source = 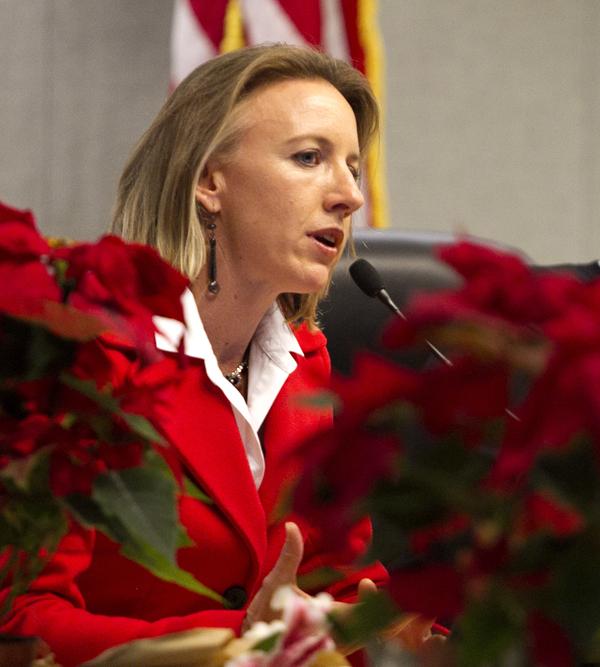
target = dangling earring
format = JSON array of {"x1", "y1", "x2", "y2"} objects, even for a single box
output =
[{"x1": 206, "y1": 220, "x2": 220, "y2": 295}]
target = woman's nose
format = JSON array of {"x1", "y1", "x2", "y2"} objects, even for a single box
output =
[{"x1": 324, "y1": 166, "x2": 365, "y2": 216}]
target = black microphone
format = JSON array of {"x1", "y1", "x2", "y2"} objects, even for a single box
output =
[{"x1": 349, "y1": 258, "x2": 452, "y2": 366}]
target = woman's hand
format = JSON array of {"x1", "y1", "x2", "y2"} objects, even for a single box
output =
[{"x1": 242, "y1": 522, "x2": 305, "y2": 631}]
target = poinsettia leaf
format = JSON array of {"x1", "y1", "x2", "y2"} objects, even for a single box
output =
[
  {"x1": 364, "y1": 511, "x2": 413, "y2": 568},
  {"x1": 60, "y1": 373, "x2": 120, "y2": 413},
  {"x1": 456, "y1": 595, "x2": 524, "y2": 667},
  {"x1": 176, "y1": 525, "x2": 193, "y2": 549},
  {"x1": 86, "y1": 413, "x2": 118, "y2": 443},
  {"x1": 118, "y1": 538, "x2": 224, "y2": 603},
  {"x1": 0, "y1": 316, "x2": 75, "y2": 381},
  {"x1": 68, "y1": 497, "x2": 218, "y2": 601},
  {"x1": 67, "y1": 461, "x2": 222, "y2": 603},
  {"x1": 297, "y1": 566, "x2": 344, "y2": 592},
  {"x1": 65, "y1": 493, "x2": 129, "y2": 543},
  {"x1": 0, "y1": 448, "x2": 48, "y2": 491},
  {"x1": 532, "y1": 438, "x2": 599, "y2": 511},
  {"x1": 25, "y1": 447, "x2": 51, "y2": 493},
  {"x1": 298, "y1": 390, "x2": 340, "y2": 411},
  {"x1": 91, "y1": 450, "x2": 179, "y2": 561},
  {"x1": 17, "y1": 301, "x2": 106, "y2": 342},
  {"x1": 60, "y1": 373, "x2": 165, "y2": 445},
  {"x1": 509, "y1": 533, "x2": 564, "y2": 576},
  {"x1": 120, "y1": 411, "x2": 165, "y2": 446},
  {"x1": 0, "y1": 489, "x2": 66, "y2": 554},
  {"x1": 329, "y1": 590, "x2": 398, "y2": 646},
  {"x1": 546, "y1": 535, "x2": 600, "y2": 647},
  {"x1": 183, "y1": 476, "x2": 214, "y2": 505}
]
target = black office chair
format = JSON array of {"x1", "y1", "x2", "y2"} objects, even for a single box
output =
[{"x1": 318, "y1": 229, "x2": 461, "y2": 375}]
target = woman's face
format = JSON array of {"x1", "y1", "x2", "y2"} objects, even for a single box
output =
[{"x1": 196, "y1": 78, "x2": 364, "y2": 300}]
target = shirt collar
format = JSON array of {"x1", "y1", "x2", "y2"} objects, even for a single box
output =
[{"x1": 153, "y1": 289, "x2": 303, "y2": 368}]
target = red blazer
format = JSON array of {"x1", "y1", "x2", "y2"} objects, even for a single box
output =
[{"x1": 0, "y1": 324, "x2": 386, "y2": 667}]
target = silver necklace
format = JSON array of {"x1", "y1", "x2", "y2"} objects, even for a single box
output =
[{"x1": 224, "y1": 359, "x2": 248, "y2": 386}]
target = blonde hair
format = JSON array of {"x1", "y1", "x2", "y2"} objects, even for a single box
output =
[{"x1": 111, "y1": 43, "x2": 379, "y2": 326}]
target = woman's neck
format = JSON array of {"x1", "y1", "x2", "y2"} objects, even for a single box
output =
[{"x1": 190, "y1": 270, "x2": 276, "y2": 375}]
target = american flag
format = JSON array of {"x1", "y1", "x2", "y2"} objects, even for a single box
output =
[{"x1": 170, "y1": 0, "x2": 387, "y2": 228}]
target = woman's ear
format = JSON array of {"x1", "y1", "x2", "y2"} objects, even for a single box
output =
[{"x1": 195, "y1": 162, "x2": 223, "y2": 214}]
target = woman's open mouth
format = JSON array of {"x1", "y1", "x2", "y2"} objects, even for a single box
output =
[{"x1": 307, "y1": 228, "x2": 343, "y2": 254}]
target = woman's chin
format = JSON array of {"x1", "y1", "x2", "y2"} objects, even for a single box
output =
[
  {"x1": 276, "y1": 262, "x2": 334, "y2": 297},
  {"x1": 295, "y1": 271, "x2": 331, "y2": 295}
]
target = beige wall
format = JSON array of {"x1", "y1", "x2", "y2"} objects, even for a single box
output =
[
  {"x1": 1, "y1": 0, "x2": 172, "y2": 240},
  {"x1": 380, "y1": 0, "x2": 600, "y2": 264},
  {"x1": 1, "y1": 1, "x2": 599, "y2": 263}
]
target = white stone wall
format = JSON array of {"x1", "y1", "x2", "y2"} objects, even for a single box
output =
[{"x1": 1, "y1": 0, "x2": 599, "y2": 263}]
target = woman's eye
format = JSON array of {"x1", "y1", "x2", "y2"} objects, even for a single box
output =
[{"x1": 294, "y1": 150, "x2": 320, "y2": 166}]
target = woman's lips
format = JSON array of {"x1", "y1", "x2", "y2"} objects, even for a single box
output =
[{"x1": 307, "y1": 228, "x2": 343, "y2": 255}]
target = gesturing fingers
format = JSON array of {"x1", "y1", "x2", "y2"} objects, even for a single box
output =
[
  {"x1": 243, "y1": 522, "x2": 304, "y2": 630},
  {"x1": 262, "y1": 522, "x2": 304, "y2": 589}
]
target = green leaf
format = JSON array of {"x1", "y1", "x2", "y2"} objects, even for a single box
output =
[
  {"x1": 252, "y1": 631, "x2": 282, "y2": 653},
  {"x1": 456, "y1": 595, "x2": 524, "y2": 667},
  {"x1": 297, "y1": 566, "x2": 344, "y2": 592},
  {"x1": 81, "y1": 450, "x2": 224, "y2": 604},
  {"x1": 365, "y1": 511, "x2": 412, "y2": 569},
  {"x1": 120, "y1": 412, "x2": 166, "y2": 446},
  {"x1": 329, "y1": 591, "x2": 398, "y2": 646},
  {"x1": 298, "y1": 390, "x2": 340, "y2": 411},
  {"x1": 67, "y1": 485, "x2": 221, "y2": 604},
  {"x1": 546, "y1": 534, "x2": 600, "y2": 647},
  {"x1": 183, "y1": 476, "x2": 214, "y2": 505},
  {"x1": 60, "y1": 373, "x2": 120, "y2": 413},
  {"x1": 18, "y1": 301, "x2": 106, "y2": 342},
  {"x1": 0, "y1": 315, "x2": 76, "y2": 381},
  {"x1": 60, "y1": 373, "x2": 166, "y2": 445},
  {"x1": 91, "y1": 450, "x2": 180, "y2": 560},
  {"x1": 0, "y1": 493, "x2": 68, "y2": 619},
  {"x1": 65, "y1": 493, "x2": 129, "y2": 543},
  {"x1": 119, "y1": 539, "x2": 224, "y2": 604},
  {"x1": 176, "y1": 525, "x2": 193, "y2": 549},
  {"x1": 532, "y1": 438, "x2": 600, "y2": 511},
  {"x1": 0, "y1": 448, "x2": 48, "y2": 492}
]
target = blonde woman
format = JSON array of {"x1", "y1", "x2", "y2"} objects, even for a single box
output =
[{"x1": 1, "y1": 44, "x2": 387, "y2": 666}]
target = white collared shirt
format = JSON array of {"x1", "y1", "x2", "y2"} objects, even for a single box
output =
[{"x1": 153, "y1": 289, "x2": 304, "y2": 488}]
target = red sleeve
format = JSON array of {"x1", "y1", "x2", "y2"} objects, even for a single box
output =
[{"x1": 0, "y1": 525, "x2": 244, "y2": 667}]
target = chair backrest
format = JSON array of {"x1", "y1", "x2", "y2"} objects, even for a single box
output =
[{"x1": 318, "y1": 229, "x2": 461, "y2": 375}]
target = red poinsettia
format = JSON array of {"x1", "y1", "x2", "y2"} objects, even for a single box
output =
[
  {"x1": 0, "y1": 200, "x2": 221, "y2": 616},
  {"x1": 291, "y1": 354, "x2": 417, "y2": 549},
  {"x1": 290, "y1": 239, "x2": 600, "y2": 665},
  {"x1": 0, "y1": 205, "x2": 60, "y2": 318}
]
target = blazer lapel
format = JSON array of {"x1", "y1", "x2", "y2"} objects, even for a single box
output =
[
  {"x1": 156, "y1": 360, "x2": 267, "y2": 580},
  {"x1": 259, "y1": 330, "x2": 332, "y2": 521}
]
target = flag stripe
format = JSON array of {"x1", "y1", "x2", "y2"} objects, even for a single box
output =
[
  {"x1": 221, "y1": 0, "x2": 245, "y2": 53},
  {"x1": 321, "y1": 0, "x2": 351, "y2": 61},
  {"x1": 170, "y1": 0, "x2": 218, "y2": 85},
  {"x1": 241, "y1": 0, "x2": 307, "y2": 46},
  {"x1": 358, "y1": 0, "x2": 388, "y2": 228},
  {"x1": 279, "y1": 0, "x2": 322, "y2": 45},
  {"x1": 188, "y1": 0, "x2": 229, "y2": 49}
]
